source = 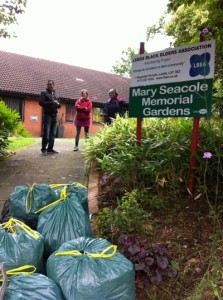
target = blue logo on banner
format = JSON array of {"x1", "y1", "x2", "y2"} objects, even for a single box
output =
[{"x1": 189, "y1": 53, "x2": 211, "y2": 77}]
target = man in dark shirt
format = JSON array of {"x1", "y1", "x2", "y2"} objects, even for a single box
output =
[{"x1": 39, "y1": 80, "x2": 61, "y2": 155}]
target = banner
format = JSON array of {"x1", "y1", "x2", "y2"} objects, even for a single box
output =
[{"x1": 129, "y1": 41, "x2": 215, "y2": 118}]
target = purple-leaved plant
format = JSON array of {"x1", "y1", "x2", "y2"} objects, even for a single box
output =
[{"x1": 118, "y1": 234, "x2": 177, "y2": 286}]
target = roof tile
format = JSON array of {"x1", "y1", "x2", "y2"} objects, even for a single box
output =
[{"x1": 0, "y1": 51, "x2": 130, "y2": 103}]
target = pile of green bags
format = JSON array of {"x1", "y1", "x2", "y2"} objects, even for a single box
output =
[{"x1": 0, "y1": 182, "x2": 136, "y2": 299}]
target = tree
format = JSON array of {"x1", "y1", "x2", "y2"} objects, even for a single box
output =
[
  {"x1": 162, "y1": 1, "x2": 223, "y2": 79},
  {"x1": 164, "y1": 3, "x2": 209, "y2": 45},
  {"x1": 146, "y1": 0, "x2": 223, "y2": 116},
  {"x1": 146, "y1": 14, "x2": 168, "y2": 43},
  {"x1": 112, "y1": 47, "x2": 137, "y2": 77},
  {"x1": 0, "y1": 0, "x2": 27, "y2": 38},
  {"x1": 166, "y1": 0, "x2": 204, "y2": 12}
]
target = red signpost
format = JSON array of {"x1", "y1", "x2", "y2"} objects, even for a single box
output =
[
  {"x1": 187, "y1": 31, "x2": 206, "y2": 194},
  {"x1": 136, "y1": 42, "x2": 145, "y2": 146}
]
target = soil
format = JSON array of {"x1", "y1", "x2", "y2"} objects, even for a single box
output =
[{"x1": 135, "y1": 196, "x2": 220, "y2": 300}]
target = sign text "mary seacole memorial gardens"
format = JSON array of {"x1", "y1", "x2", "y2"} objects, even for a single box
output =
[{"x1": 129, "y1": 41, "x2": 215, "y2": 118}]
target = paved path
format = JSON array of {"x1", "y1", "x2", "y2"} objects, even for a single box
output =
[{"x1": 0, "y1": 138, "x2": 90, "y2": 214}]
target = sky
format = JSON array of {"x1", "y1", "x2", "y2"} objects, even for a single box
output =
[{"x1": 0, "y1": 0, "x2": 173, "y2": 73}]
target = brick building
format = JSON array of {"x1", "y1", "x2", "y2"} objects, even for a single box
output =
[{"x1": 0, "y1": 51, "x2": 130, "y2": 138}]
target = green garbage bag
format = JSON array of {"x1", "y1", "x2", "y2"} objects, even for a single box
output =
[
  {"x1": 3, "y1": 273, "x2": 64, "y2": 300},
  {"x1": 37, "y1": 197, "x2": 93, "y2": 257},
  {"x1": 9, "y1": 183, "x2": 58, "y2": 229},
  {"x1": 46, "y1": 237, "x2": 136, "y2": 300},
  {"x1": 53, "y1": 182, "x2": 89, "y2": 215},
  {"x1": 0, "y1": 218, "x2": 44, "y2": 272}
]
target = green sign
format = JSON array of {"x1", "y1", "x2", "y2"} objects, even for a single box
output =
[
  {"x1": 129, "y1": 41, "x2": 215, "y2": 118},
  {"x1": 129, "y1": 79, "x2": 213, "y2": 118}
]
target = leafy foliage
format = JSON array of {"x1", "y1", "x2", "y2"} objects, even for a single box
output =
[
  {"x1": 118, "y1": 235, "x2": 177, "y2": 286},
  {"x1": 167, "y1": 0, "x2": 204, "y2": 13},
  {"x1": 146, "y1": 13, "x2": 168, "y2": 42},
  {"x1": 95, "y1": 190, "x2": 149, "y2": 241},
  {"x1": 0, "y1": 130, "x2": 9, "y2": 151},
  {"x1": 112, "y1": 47, "x2": 137, "y2": 77},
  {"x1": 164, "y1": 3, "x2": 209, "y2": 46},
  {"x1": 84, "y1": 116, "x2": 223, "y2": 199},
  {"x1": 0, "y1": 100, "x2": 30, "y2": 151},
  {"x1": 0, "y1": 0, "x2": 27, "y2": 38}
]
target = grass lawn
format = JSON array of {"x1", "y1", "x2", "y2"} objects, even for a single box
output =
[{"x1": 6, "y1": 137, "x2": 38, "y2": 152}]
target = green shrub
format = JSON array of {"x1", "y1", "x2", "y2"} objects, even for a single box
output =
[
  {"x1": 0, "y1": 130, "x2": 9, "y2": 151},
  {"x1": 0, "y1": 100, "x2": 30, "y2": 151},
  {"x1": 95, "y1": 190, "x2": 149, "y2": 241},
  {"x1": 84, "y1": 116, "x2": 223, "y2": 201},
  {"x1": 137, "y1": 190, "x2": 169, "y2": 211},
  {"x1": 95, "y1": 207, "x2": 113, "y2": 240}
]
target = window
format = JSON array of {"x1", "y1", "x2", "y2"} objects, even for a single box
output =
[
  {"x1": 92, "y1": 107, "x2": 104, "y2": 123},
  {"x1": 66, "y1": 103, "x2": 75, "y2": 122},
  {"x1": 2, "y1": 97, "x2": 23, "y2": 120}
]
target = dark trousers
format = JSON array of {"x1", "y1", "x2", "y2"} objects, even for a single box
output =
[
  {"x1": 75, "y1": 126, "x2": 89, "y2": 147},
  {"x1": 41, "y1": 115, "x2": 57, "y2": 151}
]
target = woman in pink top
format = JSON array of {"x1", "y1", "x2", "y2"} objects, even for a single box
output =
[{"x1": 74, "y1": 89, "x2": 92, "y2": 151}]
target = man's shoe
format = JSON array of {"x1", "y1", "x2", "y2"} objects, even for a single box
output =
[
  {"x1": 73, "y1": 146, "x2": 79, "y2": 151},
  {"x1": 42, "y1": 149, "x2": 47, "y2": 156},
  {"x1": 47, "y1": 149, "x2": 59, "y2": 154}
]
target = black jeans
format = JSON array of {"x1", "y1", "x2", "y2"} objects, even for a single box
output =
[
  {"x1": 75, "y1": 126, "x2": 89, "y2": 147},
  {"x1": 41, "y1": 115, "x2": 57, "y2": 151}
]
